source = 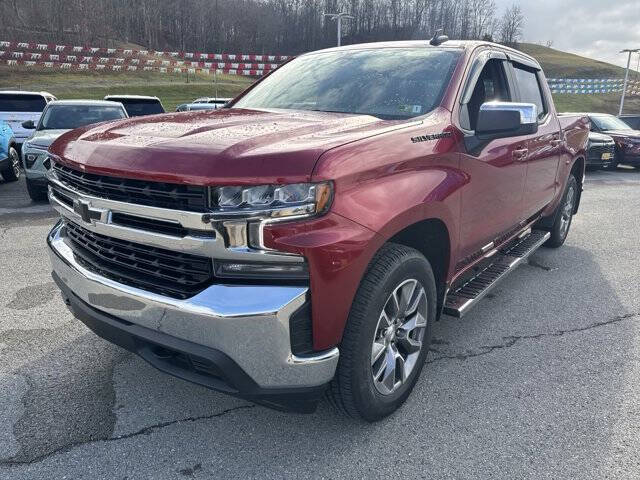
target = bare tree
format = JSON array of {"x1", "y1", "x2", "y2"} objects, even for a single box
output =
[{"x1": 499, "y1": 3, "x2": 524, "y2": 46}]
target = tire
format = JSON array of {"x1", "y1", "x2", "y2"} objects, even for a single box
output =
[
  {"x1": 1, "y1": 146, "x2": 21, "y2": 182},
  {"x1": 544, "y1": 174, "x2": 578, "y2": 248},
  {"x1": 328, "y1": 243, "x2": 437, "y2": 422},
  {"x1": 26, "y1": 178, "x2": 48, "y2": 202},
  {"x1": 606, "y1": 162, "x2": 619, "y2": 171}
]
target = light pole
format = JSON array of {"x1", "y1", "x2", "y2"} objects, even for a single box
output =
[
  {"x1": 324, "y1": 12, "x2": 355, "y2": 47},
  {"x1": 619, "y1": 48, "x2": 640, "y2": 116}
]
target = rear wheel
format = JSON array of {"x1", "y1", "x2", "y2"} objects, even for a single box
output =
[
  {"x1": 544, "y1": 174, "x2": 578, "y2": 248},
  {"x1": 1, "y1": 146, "x2": 20, "y2": 182},
  {"x1": 328, "y1": 243, "x2": 436, "y2": 422}
]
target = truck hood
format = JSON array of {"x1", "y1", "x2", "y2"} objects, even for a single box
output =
[
  {"x1": 26, "y1": 129, "x2": 69, "y2": 148},
  {"x1": 50, "y1": 108, "x2": 415, "y2": 185}
]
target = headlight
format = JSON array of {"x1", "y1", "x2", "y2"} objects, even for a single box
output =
[
  {"x1": 210, "y1": 182, "x2": 333, "y2": 219},
  {"x1": 22, "y1": 145, "x2": 49, "y2": 168}
]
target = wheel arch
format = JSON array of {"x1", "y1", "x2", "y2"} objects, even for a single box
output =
[{"x1": 387, "y1": 218, "x2": 451, "y2": 318}]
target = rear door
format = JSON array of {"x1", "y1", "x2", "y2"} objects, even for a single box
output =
[
  {"x1": 457, "y1": 51, "x2": 528, "y2": 261},
  {"x1": 508, "y1": 61, "x2": 562, "y2": 218}
]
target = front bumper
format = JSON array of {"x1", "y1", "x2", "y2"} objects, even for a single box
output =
[
  {"x1": 48, "y1": 221, "x2": 339, "y2": 411},
  {"x1": 619, "y1": 153, "x2": 640, "y2": 166}
]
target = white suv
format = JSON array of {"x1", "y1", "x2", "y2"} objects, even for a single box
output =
[{"x1": 0, "y1": 91, "x2": 56, "y2": 150}]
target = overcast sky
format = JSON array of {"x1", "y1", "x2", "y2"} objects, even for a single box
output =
[{"x1": 495, "y1": 0, "x2": 640, "y2": 71}]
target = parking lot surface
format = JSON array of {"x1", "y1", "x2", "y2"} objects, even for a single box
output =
[{"x1": 1, "y1": 169, "x2": 639, "y2": 479}]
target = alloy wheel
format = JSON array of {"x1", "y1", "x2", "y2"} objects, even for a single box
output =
[{"x1": 371, "y1": 278, "x2": 427, "y2": 395}]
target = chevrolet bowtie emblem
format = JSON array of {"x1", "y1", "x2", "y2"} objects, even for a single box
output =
[{"x1": 73, "y1": 200, "x2": 99, "y2": 223}]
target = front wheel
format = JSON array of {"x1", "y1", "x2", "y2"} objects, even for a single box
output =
[
  {"x1": 328, "y1": 243, "x2": 437, "y2": 422},
  {"x1": 544, "y1": 174, "x2": 578, "y2": 248},
  {"x1": 1, "y1": 146, "x2": 21, "y2": 182}
]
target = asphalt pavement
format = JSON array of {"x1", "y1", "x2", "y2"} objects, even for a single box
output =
[{"x1": 1, "y1": 169, "x2": 639, "y2": 479}]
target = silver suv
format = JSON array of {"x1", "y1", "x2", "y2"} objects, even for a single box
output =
[{"x1": 22, "y1": 100, "x2": 128, "y2": 201}]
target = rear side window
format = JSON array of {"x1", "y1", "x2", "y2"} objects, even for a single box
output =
[
  {"x1": 0, "y1": 94, "x2": 47, "y2": 112},
  {"x1": 512, "y1": 65, "x2": 546, "y2": 120}
]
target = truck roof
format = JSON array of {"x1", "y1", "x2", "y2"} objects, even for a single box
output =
[{"x1": 304, "y1": 40, "x2": 540, "y2": 67}]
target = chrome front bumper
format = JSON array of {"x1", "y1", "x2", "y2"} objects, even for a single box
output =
[{"x1": 48, "y1": 221, "x2": 339, "y2": 389}]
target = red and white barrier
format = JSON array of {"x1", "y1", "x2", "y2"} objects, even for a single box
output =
[
  {"x1": 0, "y1": 51, "x2": 279, "y2": 70},
  {"x1": 3, "y1": 58, "x2": 270, "y2": 77},
  {"x1": 0, "y1": 41, "x2": 290, "y2": 62}
]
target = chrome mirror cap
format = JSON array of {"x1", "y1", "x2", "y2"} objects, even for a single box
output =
[{"x1": 480, "y1": 102, "x2": 538, "y2": 125}]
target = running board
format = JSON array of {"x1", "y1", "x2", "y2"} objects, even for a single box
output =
[{"x1": 443, "y1": 229, "x2": 551, "y2": 318}]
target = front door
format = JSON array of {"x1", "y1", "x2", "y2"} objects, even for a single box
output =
[{"x1": 458, "y1": 56, "x2": 528, "y2": 261}]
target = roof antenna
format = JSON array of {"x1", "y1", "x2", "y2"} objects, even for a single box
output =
[{"x1": 429, "y1": 28, "x2": 449, "y2": 46}]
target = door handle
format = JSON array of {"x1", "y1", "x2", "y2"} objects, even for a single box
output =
[
  {"x1": 513, "y1": 148, "x2": 529, "y2": 161},
  {"x1": 551, "y1": 138, "x2": 562, "y2": 147}
]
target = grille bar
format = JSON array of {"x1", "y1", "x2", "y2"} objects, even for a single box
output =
[
  {"x1": 64, "y1": 221, "x2": 213, "y2": 299},
  {"x1": 53, "y1": 162, "x2": 208, "y2": 212}
]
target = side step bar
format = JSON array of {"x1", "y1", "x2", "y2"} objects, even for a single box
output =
[{"x1": 443, "y1": 229, "x2": 551, "y2": 318}]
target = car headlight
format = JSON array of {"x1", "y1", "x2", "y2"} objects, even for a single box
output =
[
  {"x1": 22, "y1": 145, "x2": 48, "y2": 168},
  {"x1": 210, "y1": 182, "x2": 333, "y2": 219},
  {"x1": 206, "y1": 182, "x2": 333, "y2": 280}
]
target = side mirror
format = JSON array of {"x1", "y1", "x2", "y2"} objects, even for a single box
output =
[
  {"x1": 476, "y1": 102, "x2": 538, "y2": 138},
  {"x1": 21, "y1": 120, "x2": 36, "y2": 129}
]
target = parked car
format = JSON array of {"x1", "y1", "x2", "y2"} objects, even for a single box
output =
[
  {"x1": 587, "y1": 113, "x2": 640, "y2": 168},
  {"x1": 0, "y1": 91, "x2": 56, "y2": 151},
  {"x1": 619, "y1": 114, "x2": 640, "y2": 130},
  {"x1": 193, "y1": 97, "x2": 232, "y2": 106},
  {"x1": 176, "y1": 103, "x2": 219, "y2": 112},
  {"x1": 176, "y1": 98, "x2": 231, "y2": 112},
  {"x1": 0, "y1": 120, "x2": 20, "y2": 183},
  {"x1": 21, "y1": 100, "x2": 128, "y2": 201},
  {"x1": 46, "y1": 40, "x2": 588, "y2": 421},
  {"x1": 103, "y1": 95, "x2": 164, "y2": 117},
  {"x1": 585, "y1": 132, "x2": 616, "y2": 170}
]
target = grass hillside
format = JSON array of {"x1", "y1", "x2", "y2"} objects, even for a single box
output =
[
  {"x1": 0, "y1": 67, "x2": 254, "y2": 111},
  {"x1": 518, "y1": 43, "x2": 629, "y2": 79}
]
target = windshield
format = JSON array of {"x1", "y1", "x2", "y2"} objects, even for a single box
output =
[
  {"x1": 592, "y1": 115, "x2": 632, "y2": 131},
  {"x1": 0, "y1": 94, "x2": 47, "y2": 112},
  {"x1": 110, "y1": 98, "x2": 164, "y2": 116},
  {"x1": 233, "y1": 48, "x2": 462, "y2": 120},
  {"x1": 38, "y1": 104, "x2": 126, "y2": 130}
]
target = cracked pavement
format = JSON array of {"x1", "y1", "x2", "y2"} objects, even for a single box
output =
[{"x1": 1, "y1": 170, "x2": 640, "y2": 479}]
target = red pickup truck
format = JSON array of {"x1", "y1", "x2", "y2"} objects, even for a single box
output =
[{"x1": 46, "y1": 40, "x2": 588, "y2": 421}]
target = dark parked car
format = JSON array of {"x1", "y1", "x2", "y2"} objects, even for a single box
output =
[
  {"x1": 586, "y1": 131, "x2": 616, "y2": 170},
  {"x1": 589, "y1": 114, "x2": 640, "y2": 168},
  {"x1": 620, "y1": 114, "x2": 640, "y2": 130},
  {"x1": 104, "y1": 95, "x2": 165, "y2": 117}
]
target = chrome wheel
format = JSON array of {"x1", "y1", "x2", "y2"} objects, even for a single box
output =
[
  {"x1": 559, "y1": 183, "x2": 575, "y2": 238},
  {"x1": 371, "y1": 278, "x2": 427, "y2": 395}
]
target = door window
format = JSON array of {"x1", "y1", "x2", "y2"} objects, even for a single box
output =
[
  {"x1": 461, "y1": 58, "x2": 511, "y2": 131},
  {"x1": 512, "y1": 65, "x2": 547, "y2": 120}
]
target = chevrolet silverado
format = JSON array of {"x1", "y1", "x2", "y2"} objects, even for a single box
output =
[{"x1": 46, "y1": 40, "x2": 588, "y2": 421}]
